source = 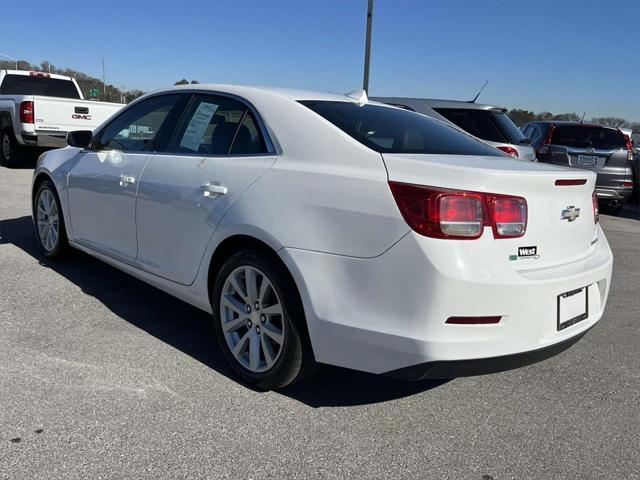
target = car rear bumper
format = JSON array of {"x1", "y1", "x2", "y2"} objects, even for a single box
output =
[
  {"x1": 386, "y1": 324, "x2": 594, "y2": 380},
  {"x1": 282, "y1": 226, "x2": 613, "y2": 376},
  {"x1": 596, "y1": 185, "x2": 633, "y2": 202},
  {"x1": 21, "y1": 131, "x2": 68, "y2": 148}
]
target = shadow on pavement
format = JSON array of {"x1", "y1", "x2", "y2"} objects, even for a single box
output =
[{"x1": 0, "y1": 215, "x2": 447, "y2": 407}]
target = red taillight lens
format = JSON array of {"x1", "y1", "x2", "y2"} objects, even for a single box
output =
[
  {"x1": 592, "y1": 191, "x2": 599, "y2": 224},
  {"x1": 388, "y1": 182, "x2": 527, "y2": 240},
  {"x1": 496, "y1": 145, "x2": 519, "y2": 158},
  {"x1": 438, "y1": 194, "x2": 484, "y2": 237},
  {"x1": 487, "y1": 194, "x2": 527, "y2": 238},
  {"x1": 20, "y1": 101, "x2": 34, "y2": 124}
]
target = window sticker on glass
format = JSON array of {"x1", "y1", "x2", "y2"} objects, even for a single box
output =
[{"x1": 180, "y1": 102, "x2": 219, "y2": 151}]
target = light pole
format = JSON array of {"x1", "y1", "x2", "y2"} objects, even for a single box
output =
[{"x1": 362, "y1": 0, "x2": 374, "y2": 93}]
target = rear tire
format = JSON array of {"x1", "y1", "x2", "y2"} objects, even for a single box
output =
[
  {"x1": 0, "y1": 128, "x2": 23, "y2": 168},
  {"x1": 33, "y1": 180, "x2": 69, "y2": 258},
  {"x1": 211, "y1": 249, "x2": 315, "y2": 389}
]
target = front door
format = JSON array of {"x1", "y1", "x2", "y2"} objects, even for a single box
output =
[
  {"x1": 67, "y1": 94, "x2": 184, "y2": 263},
  {"x1": 135, "y1": 94, "x2": 275, "y2": 284}
]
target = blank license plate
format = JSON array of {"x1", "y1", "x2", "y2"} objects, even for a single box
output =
[
  {"x1": 557, "y1": 286, "x2": 589, "y2": 331},
  {"x1": 577, "y1": 155, "x2": 598, "y2": 166}
]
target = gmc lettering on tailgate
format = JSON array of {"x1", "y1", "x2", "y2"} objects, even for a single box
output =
[{"x1": 72, "y1": 114, "x2": 92, "y2": 120}]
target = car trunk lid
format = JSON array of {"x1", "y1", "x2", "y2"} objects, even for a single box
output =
[{"x1": 382, "y1": 153, "x2": 598, "y2": 268}]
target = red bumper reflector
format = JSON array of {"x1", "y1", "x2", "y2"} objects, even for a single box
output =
[
  {"x1": 623, "y1": 180, "x2": 634, "y2": 187},
  {"x1": 555, "y1": 179, "x2": 587, "y2": 186},
  {"x1": 446, "y1": 316, "x2": 502, "y2": 325}
]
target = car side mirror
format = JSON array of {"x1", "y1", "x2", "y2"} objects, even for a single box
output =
[{"x1": 66, "y1": 130, "x2": 93, "y2": 149}]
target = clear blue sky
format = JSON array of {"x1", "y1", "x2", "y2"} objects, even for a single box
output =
[{"x1": 2, "y1": 0, "x2": 639, "y2": 120}]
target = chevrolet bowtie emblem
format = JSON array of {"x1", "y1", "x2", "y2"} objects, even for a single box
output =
[{"x1": 561, "y1": 206, "x2": 580, "y2": 222}]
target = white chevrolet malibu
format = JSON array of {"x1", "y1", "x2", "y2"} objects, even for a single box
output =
[{"x1": 32, "y1": 85, "x2": 613, "y2": 389}]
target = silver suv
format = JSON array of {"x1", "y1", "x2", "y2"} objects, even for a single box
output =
[
  {"x1": 371, "y1": 97, "x2": 536, "y2": 161},
  {"x1": 521, "y1": 121, "x2": 634, "y2": 210}
]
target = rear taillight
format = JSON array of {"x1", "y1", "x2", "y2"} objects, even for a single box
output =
[
  {"x1": 624, "y1": 135, "x2": 633, "y2": 161},
  {"x1": 539, "y1": 124, "x2": 555, "y2": 154},
  {"x1": 496, "y1": 145, "x2": 519, "y2": 158},
  {"x1": 486, "y1": 194, "x2": 528, "y2": 237},
  {"x1": 592, "y1": 191, "x2": 599, "y2": 224},
  {"x1": 623, "y1": 180, "x2": 634, "y2": 187},
  {"x1": 388, "y1": 182, "x2": 527, "y2": 240},
  {"x1": 20, "y1": 101, "x2": 34, "y2": 124}
]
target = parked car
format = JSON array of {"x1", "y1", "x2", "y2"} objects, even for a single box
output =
[
  {"x1": 371, "y1": 97, "x2": 536, "y2": 161},
  {"x1": 620, "y1": 128, "x2": 639, "y2": 204},
  {"x1": 521, "y1": 121, "x2": 634, "y2": 210},
  {"x1": 0, "y1": 69, "x2": 124, "y2": 167},
  {"x1": 32, "y1": 85, "x2": 612, "y2": 389}
]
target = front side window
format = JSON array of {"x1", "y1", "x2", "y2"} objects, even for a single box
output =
[
  {"x1": 170, "y1": 95, "x2": 267, "y2": 155},
  {"x1": 95, "y1": 94, "x2": 182, "y2": 152},
  {"x1": 300, "y1": 101, "x2": 503, "y2": 156}
]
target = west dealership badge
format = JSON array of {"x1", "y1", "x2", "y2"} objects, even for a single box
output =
[{"x1": 514, "y1": 246, "x2": 539, "y2": 260}]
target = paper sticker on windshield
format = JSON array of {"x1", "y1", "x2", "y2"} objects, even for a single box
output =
[{"x1": 180, "y1": 102, "x2": 218, "y2": 152}]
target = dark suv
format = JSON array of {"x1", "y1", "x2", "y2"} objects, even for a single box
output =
[{"x1": 521, "y1": 121, "x2": 634, "y2": 209}]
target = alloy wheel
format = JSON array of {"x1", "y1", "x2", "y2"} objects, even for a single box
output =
[
  {"x1": 219, "y1": 266, "x2": 285, "y2": 373},
  {"x1": 36, "y1": 189, "x2": 60, "y2": 252}
]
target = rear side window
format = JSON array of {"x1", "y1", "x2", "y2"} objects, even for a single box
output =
[
  {"x1": 170, "y1": 94, "x2": 267, "y2": 155},
  {"x1": 433, "y1": 108, "x2": 523, "y2": 144},
  {"x1": 0, "y1": 74, "x2": 80, "y2": 99},
  {"x1": 299, "y1": 101, "x2": 502, "y2": 156},
  {"x1": 491, "y1": 111, "x2": 526, "y2": 143},
  {"x1": 551, "y1": 126, "x2": 626, "y2": 150}
]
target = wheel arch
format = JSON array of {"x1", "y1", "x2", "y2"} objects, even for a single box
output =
[
  {"x1": 31, "y1": 171, "x2": 55, "y2": 216},
  {"x1": 206, "y1": 234, "x2": 314, "y2": 355}
]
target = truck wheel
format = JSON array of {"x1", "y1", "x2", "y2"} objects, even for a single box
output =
[{"x1": 1, "y1": 128, "x2": 22, "y2": 168}]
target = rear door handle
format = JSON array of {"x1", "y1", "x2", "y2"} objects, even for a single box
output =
[
  {"x1": 200, "y1": 182, "x2": 228, "y2": 196},
  {"x1": 119, "y1": 174, "x2": 136, "y2": 186}
]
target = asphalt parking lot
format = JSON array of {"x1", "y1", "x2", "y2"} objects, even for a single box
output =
[{"x1": 1, "y1": 163, "x2": 639, "y2": 480}]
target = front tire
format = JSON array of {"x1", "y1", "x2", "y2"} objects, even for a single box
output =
[
  {"x1": 33, "y1": 180, "x2": 69, "y2": 258},
  {"x1": 212, "y1": 249, "x2": 314, "y2": 389}
]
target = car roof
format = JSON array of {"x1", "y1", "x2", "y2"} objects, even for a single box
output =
[
  {"x1": 370, "y1": 96, "x2": 507, "y2": 112},
  {"x1": 163, "y1": 83, "x2": 386, "y2": 104},
  {"x1": 528, "y1": 120, "x2": 622, "y2": 131}
]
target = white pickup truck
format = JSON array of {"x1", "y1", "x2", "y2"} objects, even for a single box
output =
[{"x1": 0, "y1": 69, "x2": 124, "y2": 166}]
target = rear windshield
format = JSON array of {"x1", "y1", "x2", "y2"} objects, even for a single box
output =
[
  {"x1": 433, "y1": 108, "x2": 525, "y2": 144},
  {"x1": 551, "y1": 126, "x2": 626, "y2": 150},
  {"x1": 299, "y1": 101, "x2": 502, "y2": 156},
  {"x1": 0, "y1": 74, "x2": 80, "y2": 99}
]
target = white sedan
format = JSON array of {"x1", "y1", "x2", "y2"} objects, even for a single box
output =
[{"x1": 32, "y1": 85, "x2": 613, "y2": 389}]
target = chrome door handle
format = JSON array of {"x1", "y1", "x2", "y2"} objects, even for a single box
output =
[
  {"x1": 200, "y1": 182, "x2": 228, "y2": 197},
  {"x1": 119, "y1": 174, "x2": 136, "y2": 186}
]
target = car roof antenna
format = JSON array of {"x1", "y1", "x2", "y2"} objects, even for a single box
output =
[
  {"x1": 469, "y1": 80, "x2": 489, "y2": 103},
  {"x1": 580, "y1": 112, "x2": 586, "y2": 124}
]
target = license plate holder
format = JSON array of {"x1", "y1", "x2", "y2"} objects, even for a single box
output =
[
  {"x1": 557, "y1": 286, "x2": 589, "y2": 331},
  {"x1": 577, "y1": 155, "x2": 598, "y2": 166}
]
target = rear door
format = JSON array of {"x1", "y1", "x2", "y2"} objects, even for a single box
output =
[
  {"x1": 67, "y1": 94, "x2": 185, "y2": 263},
  {"x1": 135, "y1": 93, "x2": 275, "y2": 285}
]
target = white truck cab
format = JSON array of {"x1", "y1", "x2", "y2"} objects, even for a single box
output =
[{"x1": 0, "y1": 70, "x2": 124, "y2": 166}]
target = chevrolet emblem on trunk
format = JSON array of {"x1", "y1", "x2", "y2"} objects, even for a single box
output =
[{"x1": 561, "y1": 206, "x2": 580, "y2": 222}]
